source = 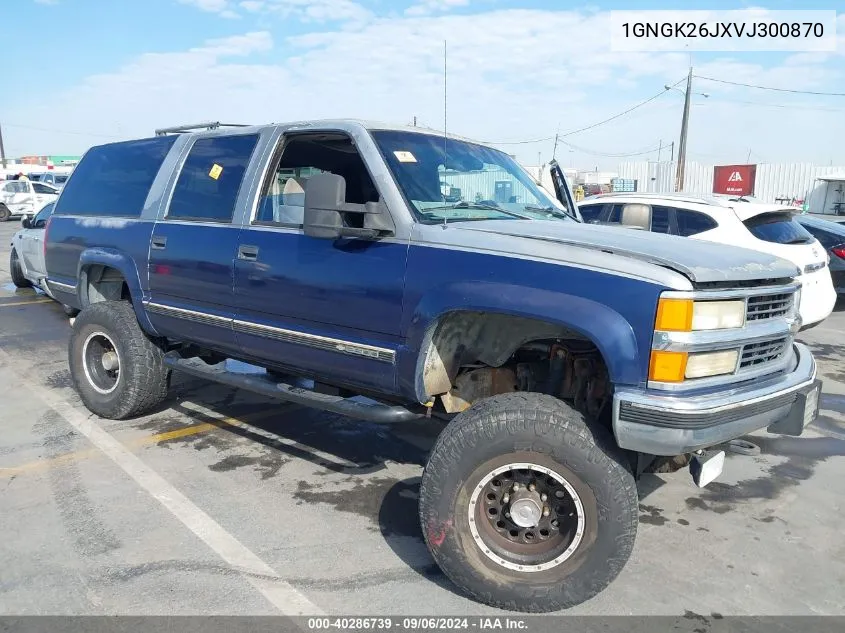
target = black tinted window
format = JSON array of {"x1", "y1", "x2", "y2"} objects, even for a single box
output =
[
  {"x1": 54, "y1": 136, "x2": 176, "y2": 217},
  {"x1": 745, "y1": 212, "x2": 814, "y2": 245},
  {"x1": 579, "y1": 204, "x2": 605, "y2": 223},
  {"x1": 607, "y1": 204, "x2": 623, "y2": 223},
  {"x1": 651, "y1": 206, "x2": 670, "y2": 233},
  {"x1": 168, "y1": 134, "x2": 260, "y2": 223},
  {"x1": 32, "y1": 182, "x2": 55, "y2": 194},
  {"x1": 676, "y1": 209, "x2": 717, "y2": 236},
  {"x1": 33, "y1": 203, "x2": 55, "y2": 226}
]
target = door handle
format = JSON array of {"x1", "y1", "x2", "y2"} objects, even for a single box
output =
[
  {"x1": 238, "y1": 245, "x2": 259, "y2": 261},
  {"x1": 151, "y1": 236, "x2": 167, "y2": 250}
]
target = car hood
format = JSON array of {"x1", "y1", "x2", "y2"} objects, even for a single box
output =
[{"x1": 452, "y1": 220, "x2": 800, "y2": 284}]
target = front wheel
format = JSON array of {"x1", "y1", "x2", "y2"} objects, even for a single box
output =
[
  {"x1": 0, "y1": 205, "x2": 10, "y2": 222},
  {"x1": 419, "y1": 392, "x2": 638, "y2": 612},
  {"x1": 10, "y1": 249, "x2": 32, "y2": 288},
  {"x1": 68, "y1": 300, "x2": 170, "y2": 419}
]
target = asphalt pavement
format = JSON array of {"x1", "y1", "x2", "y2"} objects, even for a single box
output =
[{"x1": 0, "y1": 219, "x2": 843, "y2": 618}]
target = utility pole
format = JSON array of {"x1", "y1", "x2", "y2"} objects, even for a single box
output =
[
  {"x1": 657, "y1": 139, "x2": 663, "y2": 163},
  {"x1": 552, "y1": 133, "x2": 559, "y2": 160},
  {"x1": 413, "y1": 116, "x2": 417, "y2": 127},
  {"x1": 674, "y1": 66, "x2": 693, "y2": 192},
  {"x1": 670, "y1": 141, "x2": 675, "y2": 162},
  {"x1": 0, "y1": 123, "x2": 6, "y2": 169}
]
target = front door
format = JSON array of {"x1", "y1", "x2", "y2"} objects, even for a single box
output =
[
  {"x1": 233, "y1": 132, "x2": 407, "y2": 394},
  {"x1": 147, "y1": 132, "x2": 262, "y2": 355},
  {"x1": 20, "y1": 202, "x2": 55, "y2": 276}
]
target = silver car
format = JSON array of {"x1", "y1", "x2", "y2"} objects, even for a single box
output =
[{"x1": 10, "y1": 200, "x2": 55, "y2": 295}]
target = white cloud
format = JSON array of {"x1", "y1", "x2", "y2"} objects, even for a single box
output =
[
  {"x1": 405, "y1": 0, "x2": 470, "y2": 17},
  {"x1": 240, "y1": 0, "x2": 265, "y2": 11},
  {"x1": 5, "y1": 8, "x2": 845, "y2": 169},
  {"x1": 33, "y1": 0, "x2": 59, "y2": 4}
]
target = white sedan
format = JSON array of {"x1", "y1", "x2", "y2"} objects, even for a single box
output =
[
  {"x1": 578, "y1": 193, "x2": 837, "y2": 329},
  {"x1": 10, "y1": 200, "x2": 56, "y2": 295}
]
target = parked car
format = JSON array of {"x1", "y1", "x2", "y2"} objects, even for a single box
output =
[
  {"x1": 0, "y1": 179, "x2": 59, "y2": 221},
  {"x1": 577, "y1": 193, "x2": 837, "y2": 329},
  {"x1": 10, "y1": 201, "x2": 56, "y2": 294},
  {"x1": 44, "y1": 121, "x2": 820, "y2": 613},
  {"x1": 796, "y1": 214, "x2": 845, "y2": 294},
  {"x1": 37, "y1": 171, "x2": 71, "y2": 190}
]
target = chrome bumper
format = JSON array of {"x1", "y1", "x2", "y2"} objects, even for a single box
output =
[{"x1": 612, "y1": 342, "x2": 819, "y2": 456}]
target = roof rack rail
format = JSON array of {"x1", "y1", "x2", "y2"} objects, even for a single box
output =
[{"x1": 154, "y1": 121, "x2": 252, "y2": 136}]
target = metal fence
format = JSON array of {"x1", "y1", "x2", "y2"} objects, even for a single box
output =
[{"x1": 616, "y1": 161, "x2": 845, "y2": 214}]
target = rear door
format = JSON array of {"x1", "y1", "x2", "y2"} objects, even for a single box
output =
[
  {"x1": 31, "y1": 181, "x2": 58, "y2": 207},
  {"x1": 147, "y1": 132, "x2": 261, "y2": 355},
  {"x1": 1, "y1": 181, "x2": 33, "y2": 215}
]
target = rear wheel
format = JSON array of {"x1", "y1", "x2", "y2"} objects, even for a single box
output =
[
  {"x1": 10, "y1": 249, "x2": 32, "y2": 288},
  {"x1": 419, "y1": 392, "x2": 638, "y2": 612},
  {"x1": 0, "y1": 205, "x2": 10, "y2": 222},
  {"x1": 69, "y1": 300, "x2": 170, "y2": 419}
]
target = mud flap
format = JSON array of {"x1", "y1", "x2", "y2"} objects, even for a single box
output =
[{"x1": 767, "y1": 379, "x2": 822, "y2": 437}]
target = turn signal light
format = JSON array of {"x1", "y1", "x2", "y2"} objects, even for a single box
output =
[
  {"x1": 655, "y1": 298, "x2": 693, "y2": 332},
  {"x1": 648, "y1": 350, "x2": 687, "y2": 383}
]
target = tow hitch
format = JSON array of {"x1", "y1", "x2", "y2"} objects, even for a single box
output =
[{"x1": 690, "y1": 449, "x2": 726, "y2": 488}]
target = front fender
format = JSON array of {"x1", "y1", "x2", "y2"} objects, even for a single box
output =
[
  {"x1": 77, "y1": 248, "x2": 157, "y2": 334},
  {"x1": 399, "y1": 281, "x2": 646, "y2": 402}
]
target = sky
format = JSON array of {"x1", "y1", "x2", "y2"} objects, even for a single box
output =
[{"x1": 3, "y1": 0, "x2": 844, "y2": 170}]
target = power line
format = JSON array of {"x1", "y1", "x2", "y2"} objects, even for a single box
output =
[
  {"x1": 483, "y1": 135, "x2": 555, "y2": 145},
  {"x1": 699, "y1": 96, "x2": 845, "y2": 113},
  {"x1": 694, "y1": 75, "x2": 845, "y2": 97},
  {"x1": 558, "y1": 77, "x2": 687, "y2": 138},
  {"x1": 560, "y1": 139, "x2": 663, "y2": 158}
]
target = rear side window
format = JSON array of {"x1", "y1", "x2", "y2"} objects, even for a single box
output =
[
  {"x1": 32, "y1": 182, "x2": 55, "y2": 194},
  {"x1": 167, "y1": 134, "x2": 260, "y2": 223},
  {"x1": 744, "y1": 212, "x2": 814, "y2": 245},
  {"x1": 651, "y1": 206, "x2": 671, "y2": 234},
  {"x1": 54, "y1": 136, "x2": 177, "y2": 217},
  {"x1": 676, "y1": 209, "x2": 718, "y2": 236}
]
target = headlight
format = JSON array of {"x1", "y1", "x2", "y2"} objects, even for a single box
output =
[
  {"x1": 648, "y1": 349, "x2": 740, "y2": 382},
  {"x1": 655, "y1": 298, "x2": 745, "y2": 331}
]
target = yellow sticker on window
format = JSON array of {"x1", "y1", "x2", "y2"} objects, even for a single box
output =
[
  {"x1": 393, "y1": 151, "x2": 417, "y2": 163},
  {"x1": 209, "y1": 164, "x2": 223, "y2": 180}
]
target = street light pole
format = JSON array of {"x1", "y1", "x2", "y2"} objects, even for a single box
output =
[{"x1": 674, "y1": 66, "x2": 692, "y2": 192}]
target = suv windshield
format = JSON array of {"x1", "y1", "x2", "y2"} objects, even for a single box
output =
[{"x1": 371, "y1": 130, "x2": 574, "y2": 224}]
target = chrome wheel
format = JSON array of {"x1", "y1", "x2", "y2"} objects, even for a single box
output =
[
  {"x1": 81, "y1": 331, "x2": 121, "y2": 395},
  {"x1": 468, "y1": 462, "x2": 585, "y2": 573}
]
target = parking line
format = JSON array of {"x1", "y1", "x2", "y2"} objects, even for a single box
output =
[
  {"x1": 0, "y1": 298, "x2": 54, "y2": 308},
  {"x1": 0, "y1": 408, "x2": 282, "y2": 478},
  {"x1": 0, "y1": 349, "x2": 323, "y2": 616}
]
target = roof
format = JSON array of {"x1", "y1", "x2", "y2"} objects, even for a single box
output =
[
  {"x1": 580, "y1": 191, "x2": 798, "y2": 221},
  {"x1": 796, "y1": 214, "x2": 845, "y2": 235},
  {"x1": 816, "y1": 174, "x2": 845, "y2": 182}
]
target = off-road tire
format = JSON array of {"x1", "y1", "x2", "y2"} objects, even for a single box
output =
[
  {"x1": 10, "y1": 249, "x2": 32, "y2": 288},
  {"x1": 0, "y1": 205, "x2": 10, "y2": 222},
  {"x1": 69, "y1": 300, "x2": 170, "y2": 419},
  {"x1": 419, "y1": 392, "x2": 638, "y2": 613}
]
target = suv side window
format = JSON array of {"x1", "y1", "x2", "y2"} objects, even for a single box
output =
[
  {"x1": 651, "y1": 206, "x2": 671, "y2": 233},
  {"x1": 168, "y1": 134, "x2": 260, "y2": 223},
  {"x1": 253, "y1": 134, "x2": 379, "y2": 227},
  {"x1": 676, "y1": 209, "x2": 717, "y2": 236},
  {"x1": 578, "y1": 203, "x2": 605, "y2": 223}
]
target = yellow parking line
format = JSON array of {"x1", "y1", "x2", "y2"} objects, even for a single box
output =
[
  {"x1": 0, "y1": 299, "x2": 54, "y2": 308},
  {"x1": 0, "y1": 407, "x2": 282, "y2": 478}
]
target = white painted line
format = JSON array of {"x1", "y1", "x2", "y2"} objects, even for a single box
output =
[{"x1": 0, "y1": 349, "x2": 322, "y2": 616}]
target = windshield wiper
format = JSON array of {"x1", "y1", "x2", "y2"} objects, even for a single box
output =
[
  {"x1": 523, "y1": 205, "x2": 575, "y2": 220},
  {"x1": 422, "y1": 202, "x2": 533, "y2": 221}
]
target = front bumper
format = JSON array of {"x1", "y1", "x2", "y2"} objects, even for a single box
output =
[{"x1": 612, "y1": 342, "x2": 820, "y2": 456}]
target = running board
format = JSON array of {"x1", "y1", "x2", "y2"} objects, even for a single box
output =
[{"x1": 163, "y1": 353, "x2": 424, "y2": 424}]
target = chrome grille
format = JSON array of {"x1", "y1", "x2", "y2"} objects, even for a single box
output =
[
  {"x1": 746, "y1": 292, "x2": 794, "y2": 322},
  {"x1": 739, "y1": 337, "x2": 788, "y2": 370}
]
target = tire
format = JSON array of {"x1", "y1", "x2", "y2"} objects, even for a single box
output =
[
  {"x1": 10, "y1": 249, "x2": 32, "y2": 288},
  {"x1": 0, "y1": 205, "x2": 10, "y2": 222},
  {"x1": 68, "y1": 300, "x2": 170, "y2": 419},
  {"x1": 419, "y1": 392, "x2": 638, "y2": 613},
  {"x1": 63, "y1": 304, "x2": 80, "y2": 318}
]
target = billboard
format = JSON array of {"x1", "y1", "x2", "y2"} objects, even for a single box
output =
[{"x1": 713, "y1": 164, "x2": 756, "y2": 196}]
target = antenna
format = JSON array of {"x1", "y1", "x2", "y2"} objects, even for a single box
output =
[{"x1": 442, "y1": 39, "x2": 448, "y2": 228}]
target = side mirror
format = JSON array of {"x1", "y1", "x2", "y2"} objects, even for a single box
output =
[
  {"x1": 620, "y1": 203, "x2": 652, "y2": 230},
  {"x1": 303, "y1": 173, "x2": 394, "y2": 240},
  {"x1": 21, "y1": 217, "x2": 32, "y2": 229}
]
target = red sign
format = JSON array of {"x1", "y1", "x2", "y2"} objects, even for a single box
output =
[{"x1": 713, "y1": 164, "x2": 756, "y2": 196}]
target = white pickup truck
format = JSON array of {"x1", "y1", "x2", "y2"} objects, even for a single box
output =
[{"x1": 0, "y1": 179, "x2": 60, "y2": 222}]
